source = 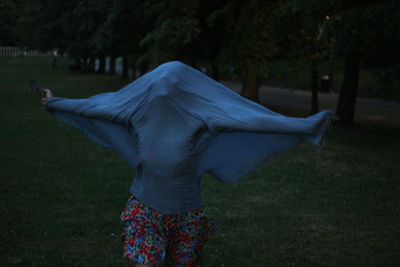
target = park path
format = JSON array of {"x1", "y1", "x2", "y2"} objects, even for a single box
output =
[{"x1": 222, "y1": 81, "x2": 400, "y2": 128}]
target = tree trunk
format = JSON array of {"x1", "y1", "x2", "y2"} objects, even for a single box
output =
[
  {"x1": 82, "y1": 57, "x2": 88, "y2": 72},
  {"x1": 122, "y1": 56, "x2": 128, "y2": 79},
  {"x1": 336, "y1": 50, "x2": 360, "y2": 125},
  {"x1": 241, "y1": 76, "x2": 262, "y2": 103},
  {"x1": 131, "y1": 56, "x2": 137, "y2": 80},
  {"x1": 88, "y1": 58, "x2": 95, "y2": 72},
  {"x1": 311, "y1": 59, "x2": 319, "y2": 114},
  {"x1": 189, "y1": 56, "x2": 197, "y2": 69},
  {"x1": 109, "y1": 56, "x2": 116, "y2": 75},
  {"x1": 74, "y1": 57, "x2": 81, "y2": 69},
  {"x1": 328, "y1": 67, "x2": 334, "y2": 92},
  {"x1": 140, "y1": 62, "x2": 148, "y2": 77},
  {"x1": 211, "y1": 59, "x2": 220, "y2": 81},
  {"x1": 98, "y1": 56, "x2": 105, "y2": 74}
]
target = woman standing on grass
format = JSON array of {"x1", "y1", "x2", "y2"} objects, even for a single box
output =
[{"x1": 42, "y1": 61, "x2": 334, "y2": 266}]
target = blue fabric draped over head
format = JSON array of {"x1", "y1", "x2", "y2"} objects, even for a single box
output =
[{"x1": 46, "y1": 61, "x2": 335, "y2": 214}]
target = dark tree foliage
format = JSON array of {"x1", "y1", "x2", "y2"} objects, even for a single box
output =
[
  {"x1": 325, "y1": 0, "x2": 400, "y2": 125},
  {"x1": 139, "y1": 0, "x2": 201, "y2": 67},
  {"x1": 0, "y1": 0, "x2": 19, "y2": 46},
  {"x1": 137, "y1": 0, "x2": 283, "y2": 102},
  {"x1": 5, "y1": 0, "x2": 399, "y2": 117},
  {"x1": 98, "y1": 0, "x2": 151, "y2": 76},
  {"x1": 282, "y1": 0, "x2": 400, "y2": 124},
  {"x1": 228, "y1": 0, "x2": 282, "y2": 102},
  {"x1": 279, "y1": 0, "x2": 335, "y2": 114}
]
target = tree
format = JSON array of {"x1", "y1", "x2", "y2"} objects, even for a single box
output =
[
  {"x1": 279, "y1": 0, "x2": 335, "y2": 114},
  {"x1": 27, "y1": 0, "x2": 80, "y2": 53},
  {"x1": 138, "y1": 0, "x2": 283, "y2": 102},
  {"x1": 192, "y1": 0, "x2": 231, "y2": 81},
  {"x1": 0, "y1": 0, "x2": 19, "y2": 46},
  {"x1": 325, "y1": 0, "x2": 400, "y2": 125},
  {"x1": 138, "y1": 0, "x2": 201, "y2": 67},
  {"x1": 222, "y1": 0, "x2": 282, "y2": 102},
  {"x1": 99, "y1": 0, "x2": 152, "y2": 78},
  {"x1": 69, "y1": 0, "x2": 113, "y2": 71}
]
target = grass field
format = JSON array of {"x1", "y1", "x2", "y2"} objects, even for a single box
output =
[{"x1": 1, "y1": 56, "x2": 400, "y2": 266}]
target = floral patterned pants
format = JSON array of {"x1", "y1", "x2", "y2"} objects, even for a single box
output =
[{"x1": 121, "y1": 196, "x2": 215, "y2": 266}]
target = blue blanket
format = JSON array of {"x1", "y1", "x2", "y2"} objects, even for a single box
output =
[{"x1": 46, "y1": 61, "x2": 335, "y2": 213}]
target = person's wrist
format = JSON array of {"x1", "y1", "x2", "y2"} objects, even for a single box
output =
[{"x1": 44, "y1": 89, "x2": 54, "y2": 98}]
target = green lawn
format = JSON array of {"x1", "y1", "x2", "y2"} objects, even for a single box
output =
[{"x1": 1, "y1": 56, "x2": 399, "y2": 266}]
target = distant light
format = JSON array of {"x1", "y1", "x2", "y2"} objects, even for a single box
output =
[{"x1": 325, "y1": 16, "x2": 330, "y2": 20}]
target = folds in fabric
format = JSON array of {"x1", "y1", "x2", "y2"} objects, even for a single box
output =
[{"x1": 46, "y1": 61, "x2": 335, "y2": 185}]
